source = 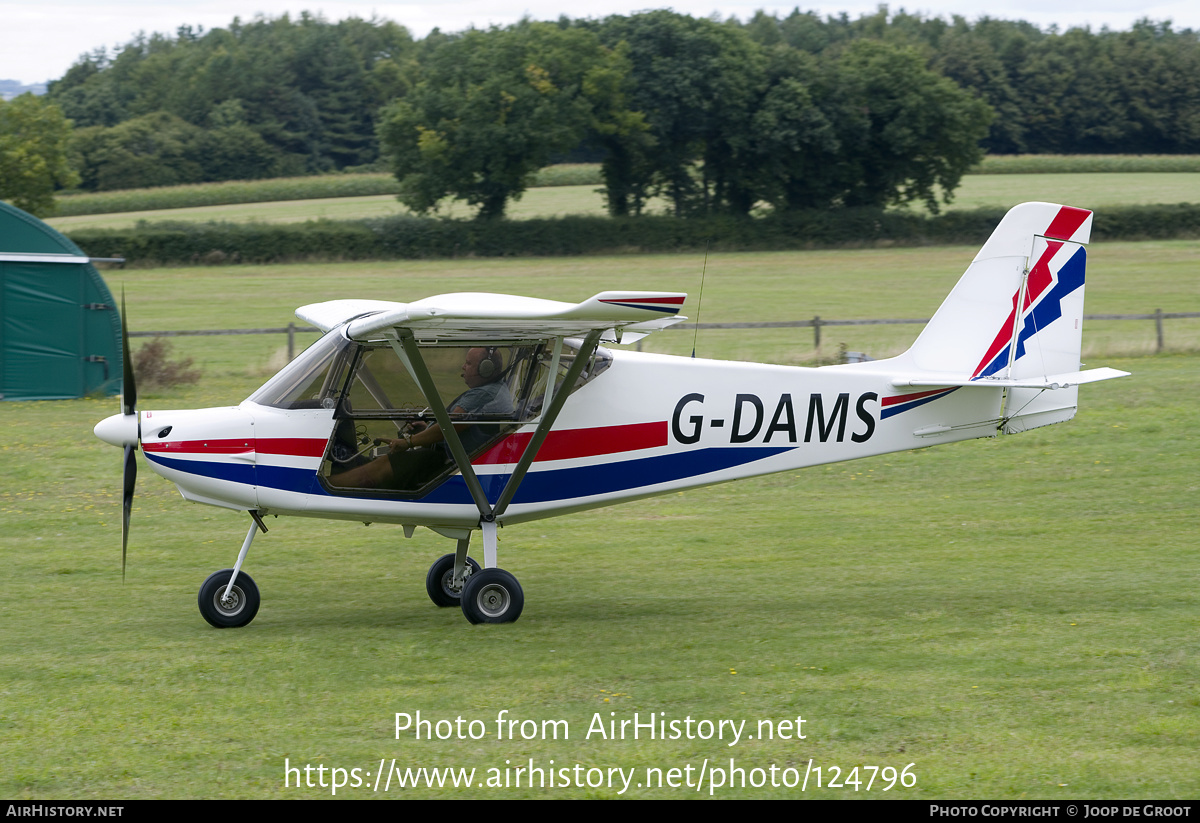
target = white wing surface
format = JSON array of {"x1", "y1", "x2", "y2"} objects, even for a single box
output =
[{"x1": 299, "y1": 291, "x2": 687, "y2": 342}]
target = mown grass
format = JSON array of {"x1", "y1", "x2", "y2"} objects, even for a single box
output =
[
  {"x1": 1, "y1": 245, "x2": 1195, "y2": 799},
  {"x1": 100, "y1": 240, "x2": 1200, "y2": 365},
  {"x1": 975, "y1": 154, "x2": 1200, "y2": 174},
  {"x1": 909, "y1": 173, "x2": 1200, "y2": 217}
]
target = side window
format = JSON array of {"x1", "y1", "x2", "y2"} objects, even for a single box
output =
[
  {"x1": 519, "y1": 340, "x2": 611, "y2": 419},
  {"x1": 321, "y1": 340, "x2": 612, "y2": 496},
  {"x1": 323, "y1": 342, "x2": 546, "y2": 495}
]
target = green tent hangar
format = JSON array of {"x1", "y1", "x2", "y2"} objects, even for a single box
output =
[{"x1": 0, "y1": 201, "x2": 121, "y2": 400}]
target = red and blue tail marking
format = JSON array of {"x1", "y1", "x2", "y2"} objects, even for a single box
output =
[{"x1": 972, "y1": 206, "x2": 1090, "y2": 380}]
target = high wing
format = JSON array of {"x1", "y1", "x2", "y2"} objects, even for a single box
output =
[
  {"x1": 295, "y1": 299, "x2": 406, "y2": 333},
  {"x1": 297, "y1": 291, "x2": 688, "y2": 343}
]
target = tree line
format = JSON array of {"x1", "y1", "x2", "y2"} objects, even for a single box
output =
[{"x1": 3, "y1": 9, "x2": 1199, "y2": 218}]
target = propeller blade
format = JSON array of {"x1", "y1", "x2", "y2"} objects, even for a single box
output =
[
  {"x1": 121, "y1": 291, "x2": 137, "y2": 416},
  {"x1": 119, "y1": 290, "x2": 138, "y2": 582},
  {"x1": 122, "y1": 442, "x2": 136, "y2": 581}
]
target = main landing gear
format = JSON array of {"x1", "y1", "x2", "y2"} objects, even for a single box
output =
[
  {"x1": 460, "y1": 568, "x2": 524, "y2": 624},
  {"x1": 425, "y1": 552, "x2": 482, "y2": 607},
  {"x1": 423, "y1": 530, "x2": 524, "y2": 624},
  {"x1": 196, "y1": 512, "x2": 524, "y2": 628}
]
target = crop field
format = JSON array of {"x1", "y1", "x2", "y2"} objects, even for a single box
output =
[
  {"x1": 45, "y1": 172, "x2": 1200, "y2": 231},
  {"x1": 1, "y1": 241, "x2": 1197, "y2": 798}
]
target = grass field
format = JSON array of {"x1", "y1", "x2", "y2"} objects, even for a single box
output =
[
  {"x1": 1, "y1": 243, "x2": 1197, "y2": 799},
  {"x1": 103, "y1": 240, "x2": 1200, "y2": 368},
  {"x1": 45, "y1": 173, "x2": 1200, "y2": 231}
]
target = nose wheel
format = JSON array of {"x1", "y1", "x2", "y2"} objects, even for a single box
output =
[{"x1": 198, "y1": 568, "x2": 261, "y2": 628}]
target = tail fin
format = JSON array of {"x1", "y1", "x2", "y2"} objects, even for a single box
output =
[{"x1": 894, "y1": 202, "x2": 1126, "y2": 433}]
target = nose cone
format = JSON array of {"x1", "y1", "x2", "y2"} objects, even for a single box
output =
[{"x1": 95, "y1": 413, "x2": 139, "y2": 447}]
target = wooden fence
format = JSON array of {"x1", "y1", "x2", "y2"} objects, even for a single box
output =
[{"x1": 129, "y1": 310, "x2": 1199, "y2": 360}]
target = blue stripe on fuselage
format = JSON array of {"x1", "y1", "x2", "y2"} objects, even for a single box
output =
[{"x1": 146, "y1": 447, "x2": 792, "y2": 507}]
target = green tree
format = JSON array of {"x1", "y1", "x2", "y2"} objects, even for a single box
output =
[
  {"x1": 379, "y1": 22, "x2": 637, "y2": 219},
  {"x1": 743, "y1": 48, "x2": 843, "y2": 211},
  {"x1": 72, "y1": 112, "x2": 207, "y2": 191},
  {"x1": 933, "y1": 19, "x2": 1027, "y2": 154},
  {"x1": 48, "y1": 13, "x2": 418, "y2": 184},
  {"x1": 0, "y1": 94, "x2": 79, "y2": 216},
  {"x1": 598, "y1": 12, "x2": 768, "y2": 217},
  {"x1": 819, "y1": 40, "x2": 993, "y2": 212}
]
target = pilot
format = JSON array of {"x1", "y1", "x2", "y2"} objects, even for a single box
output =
[{"x1": 329, "y1": 346, "x2": 513, "y2": 491}]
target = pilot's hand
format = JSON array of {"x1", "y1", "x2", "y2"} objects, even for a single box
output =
[{"x1": 377, "y1": 437, "x2": 410, "y2": 453}]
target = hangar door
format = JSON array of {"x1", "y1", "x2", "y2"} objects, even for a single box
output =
[
  {"x1": 0, "y1": 199, "x2": 121, "y2": 401},
  {"x1": 0, "y1": 253, "x2": 117, "y2": 400}
]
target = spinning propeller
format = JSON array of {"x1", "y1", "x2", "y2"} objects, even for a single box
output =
[{"x1": 93, "y1": 292, "x2": 140, "y2": 580}]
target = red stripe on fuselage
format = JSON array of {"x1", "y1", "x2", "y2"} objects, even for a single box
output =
[
  {"x1": 882, "y1": 388, "x2": 952, "y2": 406},
  {"x1": 140, "y1": 437, "x2": 326, "y2": 457},
  {"x1": 257, "y1": 438, "x2": 328, "y2": 457},
  {"x1": 474, "y1": 421, "x2": 669, "y2": 465},
  {"x1": 141, "y1": 438, "x2": 252, "y2": 454}
]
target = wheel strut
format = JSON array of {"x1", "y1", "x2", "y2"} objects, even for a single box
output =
[{"x1": 223, "y1": 511, "x2": 266, "y2": 606}]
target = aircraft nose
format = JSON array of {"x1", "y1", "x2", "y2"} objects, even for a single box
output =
[{"x1": 95, "y1": 413, "x2": 139, "y2": 447}]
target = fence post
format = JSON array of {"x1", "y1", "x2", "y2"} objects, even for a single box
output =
[
  {"x1": 813, "y1": 315, "x2": 822, "y2": 350},
  {"x1": 1155, "y1": 308, "x2": 1164, "y2": 353},
  {"x1": 288, "y1": 322, "x2": 295, "y2": 361}
]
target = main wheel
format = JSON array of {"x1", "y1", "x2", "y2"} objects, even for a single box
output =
[
  {"x1": 425, "y1": 553, "x2": 481, "y2": 607},
  {"x1": 198, "y1": 569, "x2": 260, "y2": 628},
  {"x1": 460, "y1": 568, "x2": 524, "y2": 624}
]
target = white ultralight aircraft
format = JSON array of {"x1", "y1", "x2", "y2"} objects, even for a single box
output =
[{"x1": 95, "y1": 202, "x2": 1128, "y2": 627}]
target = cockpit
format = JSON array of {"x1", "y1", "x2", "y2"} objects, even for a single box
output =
[{"x1": 248, "y1": 329, "x2": 611, "y2": 495}]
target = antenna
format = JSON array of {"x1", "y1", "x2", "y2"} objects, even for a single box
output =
[{"x1": 691, "y1": 242, "x2": 709, "y2": 358}]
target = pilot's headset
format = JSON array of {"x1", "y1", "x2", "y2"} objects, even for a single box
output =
[{"x1": 477, "y1": 347, "x2": 504, "y2": 381}]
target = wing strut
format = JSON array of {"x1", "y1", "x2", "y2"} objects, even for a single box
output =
[
  {"x1": 396, "y1": 331, "x2": 495, "y2": 519},
  {"x1": 492, "y1": 330, "x2": 602, "y2": 520},
  {"x1": 394, "y1": 329, "x2": 602, "y2": 529}
]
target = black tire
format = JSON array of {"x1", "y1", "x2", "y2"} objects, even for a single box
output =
[
  {"x1": 198, "y1": 569, "x2": 260, "y2": 628},
  {"x1": 460, "y1": 568, "x2": 524, "y2": 624},
  {"x1": 425, "y1": 553, "x2": 481, "y2": 607}
]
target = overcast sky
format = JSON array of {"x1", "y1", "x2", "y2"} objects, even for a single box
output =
[{"x1": 3, "y1": 0, "x2": 1199, "y2": 86}]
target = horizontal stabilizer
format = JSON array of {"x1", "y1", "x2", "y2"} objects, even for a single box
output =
[{"x1": 892, "y1": 367, "x2": 1129, "y2": 391}]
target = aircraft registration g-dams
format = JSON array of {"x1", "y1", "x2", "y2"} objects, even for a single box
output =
[{"x1": 95, "y1": 202, "x2": 1127, "y2": 628}]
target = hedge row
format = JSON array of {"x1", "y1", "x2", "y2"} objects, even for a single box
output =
[{"x1": 65, "y1": 204, "x2": 1200, "y2": 266}]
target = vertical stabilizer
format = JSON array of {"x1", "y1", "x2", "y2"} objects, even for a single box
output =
[{"x1": 900, "y1": 202, "x2": 1097, "y2": 433}]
